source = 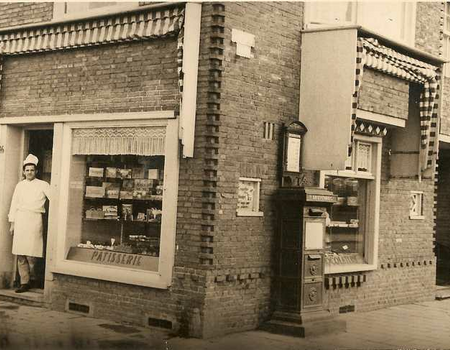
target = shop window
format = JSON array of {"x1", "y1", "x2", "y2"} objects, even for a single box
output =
[
  {"x1": 55, "y1": 118, "x2": 179, "y2": 288},
  {"x1": 304, "y1": 2, "x2": 416, "y2": 45},
  {"x1": 355, "y1": 141, "x2": 372, "y2": 173},
  {"x1": 236, "y1": 177, "x2": 263, "y2": 217},
  {"x1": 53, "y1": 2, "x2": 140, "y2": 21},
  {"x1": 410, "y1": 191, "x2": 424, "y2": 219},
  {"x1": 320, "y1": 135, "x2": 381, "y2": 273},
  {"x1": 444, "y1": 3, "x2": 450, "y2": 77},
  {"x1": 324, "y1": 176, "x2": 367, "y2": 264}
]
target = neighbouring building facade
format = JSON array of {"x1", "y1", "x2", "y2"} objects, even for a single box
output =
[{"x1": 0, "y1": 1, "x2": 448, "y2": 339}]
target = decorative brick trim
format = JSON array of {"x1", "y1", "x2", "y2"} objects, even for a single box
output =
[
  {"x1": 214, "y1": 267, "x2": 269, "y2": 284},
  {"x1": 325, "y1": 273, "x2": 367, "y2": 289},
  {"x1": 380, "y1": 259, "x2": 434, "y2": 269},
  {"x1": 355, "y1": 120, "x2": 388, "y2": 137},
  {"x1": 200, "y1": 3, "x2": 225, "y2": 267}
]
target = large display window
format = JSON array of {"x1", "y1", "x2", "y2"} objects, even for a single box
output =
[
  {"x1": 66, "y1": 154, "x2": 165, "y2": 271},
  {"x1": 320, "y1": 135, "x2": 381, "y2": 274},
  {"x1": 53, "y1": 116, "x2": 179, "y2": 288}
]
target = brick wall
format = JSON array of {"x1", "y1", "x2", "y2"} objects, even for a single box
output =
[
  {"x1": 415, "y1": 2, "x2": 442, "y2": 57},
  {"x1": 0, "y1": 38, "x2": 179, "y2": 117},
  {"x1": 359, "y1": 69, "x2": 410, "y2": 119},
  {"x1": 198, "y1": 1, "x2": 304, "y2": 337},
  {"x1": 0, "y1": 2, "x2": 53, "y2": 28},
  {"x1": 441, "y1": 78, "x2": 450, "y2": 136}
]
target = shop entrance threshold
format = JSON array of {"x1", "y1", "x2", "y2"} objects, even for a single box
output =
[{"x1": 0, "y1": 288, "x2": 44, "y2": 307}]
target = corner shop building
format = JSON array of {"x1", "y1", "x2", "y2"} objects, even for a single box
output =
[{"x1": 0, "y1": 1, "x2": 448, "y2": 339}]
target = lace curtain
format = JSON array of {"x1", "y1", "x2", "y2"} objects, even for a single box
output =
[{"x1": 72, "y1": 127, "x2": 166, "y2": 156}]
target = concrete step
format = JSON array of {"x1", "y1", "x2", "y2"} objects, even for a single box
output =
[
  {"x1": 436, "y1": 286, "x2": 450, "y2": 300},
  {"x1": 0, "y1": 288, "x2": 44, "y2": 307},
  {"x1": 260, "y1": 316, "x2": 346, "y2": 338}
]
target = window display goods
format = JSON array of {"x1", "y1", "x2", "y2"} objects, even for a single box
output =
[{"x1": 65, "y1": 154, "x2": 165, "y2": 271}]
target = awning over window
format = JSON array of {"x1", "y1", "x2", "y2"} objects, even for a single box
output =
[
  {"x1": 0, "y1": 6, "x2": 184, "y2": 55},
  {"x1": 352, "y1": 37, "x2": 440, "y2": 172},
  {"x1": 72, "y1": 127, "x2": 166, "y2": 156},
  {"x1": 361, "y1": 37, "x2": 438, "y2": 83}
]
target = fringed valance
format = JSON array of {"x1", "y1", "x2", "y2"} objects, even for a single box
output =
[
  {"x1": 351, "y1": 37, "x2": 440, "y2": 173},
  {"x1": 361, "y1": 38, "x2": 438, "y2": 84},
  {"x1": 0, "y1": 6, "x2": 184, "y2": 55},
  {"x1": 72, "y1": 127, "x2": 166, "y2": 156}
]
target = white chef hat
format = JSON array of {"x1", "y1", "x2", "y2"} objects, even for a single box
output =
[{"x1": 23, "y1": 154, "x2": 39, "y2": 167}]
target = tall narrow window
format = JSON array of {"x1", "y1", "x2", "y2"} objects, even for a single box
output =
[
  {"x1": 320, "y1": 135, "x2": 381, "y2": 273},
  {"x1": 444, "y1": 3, "x2": 450, "y2": 77}
]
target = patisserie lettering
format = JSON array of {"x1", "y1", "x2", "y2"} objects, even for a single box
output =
[{"x1": 90, "y1": 251, "x2": 142, "y2": 266}]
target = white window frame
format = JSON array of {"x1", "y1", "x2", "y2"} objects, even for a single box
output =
[
  {"x1": 236, "y1": 177, "x2": 263, "y2": 217},
  {"x1": 444, "y1": 2, "x2": 450, "y2": 77},
  {"x1": 320, "y1": 134, "x2": 382, "y2": 274},
  {"x1": 304, "y1": 2, "x2": 416, "y2": 46},
  {"x1": 50, "y1": 113, "x2": 179, "y2": 289},
  {"x1": 53, "y1": 2, "x2": 140, "y2": 22},
  {"x1": 410, "y1": 191, "x2": 425, "y2": 220}
]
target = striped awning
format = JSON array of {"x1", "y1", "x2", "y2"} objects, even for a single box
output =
[
  {"x1": 0, "y1": 6, "x2": 184, "y2": 55},
  {"x1": 352, "y1": 37, "x2": 440, "y2": 173},
  {"x1": 361, "y1": 37, "x2": 438, "y2": 84}
]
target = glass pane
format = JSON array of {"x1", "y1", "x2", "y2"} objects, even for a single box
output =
[
  {"x1": 309, "y1": 2, "x2": 354, "y2": 24},
  {"x1": 324, "y1": 176, "x2": 367, "y2": 265},
  {"x1": 360, "y1": 2, "x2": 406, "y2": 41},
  {"x1": 89, "y1": 2, "x2": 117, "y2": 10},
  {"x1": 65, "y1": 154, "x2": 165, "y2": 272}
]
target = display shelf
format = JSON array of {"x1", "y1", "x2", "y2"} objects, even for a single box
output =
[
  {"x1": 83, "y1": 217, "x2": 120, "y2": 221},
  {"x1": 328, "y1": 222, "x2": 359, "y2": 228}
]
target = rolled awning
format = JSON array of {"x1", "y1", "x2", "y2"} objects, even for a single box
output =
[{"x1": 0, "y1": 6, "x2": 184, "y2": 55}]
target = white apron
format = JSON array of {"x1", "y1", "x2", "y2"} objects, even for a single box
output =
[{"x1": 12, "y1": 209, "x2": 44, "y2": 257}]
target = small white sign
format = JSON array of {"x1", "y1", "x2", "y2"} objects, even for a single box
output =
[
  {"x1": 305, "y1": 222, "x2": 324, "y2": 250},
  {"x1": 287, "y1": 134, "x2": 301, "y2": 172}
]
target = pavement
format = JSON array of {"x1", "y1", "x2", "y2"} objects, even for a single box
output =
[{"x1": 1, "y1": 296, "x2": 450, "y2": 350}]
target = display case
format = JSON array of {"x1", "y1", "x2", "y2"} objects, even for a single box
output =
[{"x1": 323, "y1": 176, "x2": 367, "y2": 265}]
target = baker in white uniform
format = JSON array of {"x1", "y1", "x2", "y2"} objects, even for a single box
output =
[{"x1": 8, "y1": 154, "x2": 51, "y2": 293}]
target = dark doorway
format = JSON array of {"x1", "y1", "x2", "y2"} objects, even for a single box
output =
[
  {"x1": 22, "y1": 129, "x2": 54, "y2": 290},
  {"x1": 436, "y1": 148, "x2": 450, "y2": 286}
]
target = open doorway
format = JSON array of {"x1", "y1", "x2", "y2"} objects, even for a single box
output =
[
  {"x1": 13, "y1": 129, "x2": 54, "y2": 291},
  {"x1": 436, "y1": 148, "x2": 450, "y2": 287}
]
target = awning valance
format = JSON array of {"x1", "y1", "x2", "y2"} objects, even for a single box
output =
[
  {"x1": 0, "y1": 6, "x2": 184, "y2": 55},
  {"x1": 352, "y1": 37, "x2": 440, "y2": 172},
  {"x1": 72, "y1": 127, "x2": 166, "y2": 156}
]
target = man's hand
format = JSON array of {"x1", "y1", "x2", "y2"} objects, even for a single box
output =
[{"x1": 9, "y1": 222, "x2": 14, "y2": 236}]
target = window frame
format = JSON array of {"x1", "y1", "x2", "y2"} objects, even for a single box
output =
[
  {"x1": 236, "y1": 177, "x2": 264, "y2": 217},
  {"x1": 53, "y1": 2, "x2": 141, "y2": 22},
  {"x1": 304, "y1": 2, "x2": 416, "y2": 46},
  {"x1": 51, "y1": 115, "x2": 179, "y2": 289},
  {"x1": 444, "y1": 2, "x2": 450, "y2": 77},
  {"x1": 409, "y1": 190, "x2": 425, "y2": 220},
  {"x1": 320, "y1": 134, "x2": 382, "y2": 274}
]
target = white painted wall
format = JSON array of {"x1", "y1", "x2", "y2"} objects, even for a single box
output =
[{"x1": 299, "y1": 28, "x2": 357, "y2": 170}]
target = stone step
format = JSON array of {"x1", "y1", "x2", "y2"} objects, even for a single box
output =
[
  {"x1": 259, "y1": 317, "x2": 346, "y2": 338},
  {"x1": 0, "y1": 288, "x2": 45, "y2": 307},
  {"x1": 436, "y1": 286, "x2": 450, "y2": 300}
]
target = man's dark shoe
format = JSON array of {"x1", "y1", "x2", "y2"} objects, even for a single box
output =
[{"x1": 15, "y1": 284, "x2": 30, "y2": 293}]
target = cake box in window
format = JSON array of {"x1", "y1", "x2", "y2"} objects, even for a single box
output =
[{"x1": 118, "y1": 169, "x2": 132, "y2": 179}]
